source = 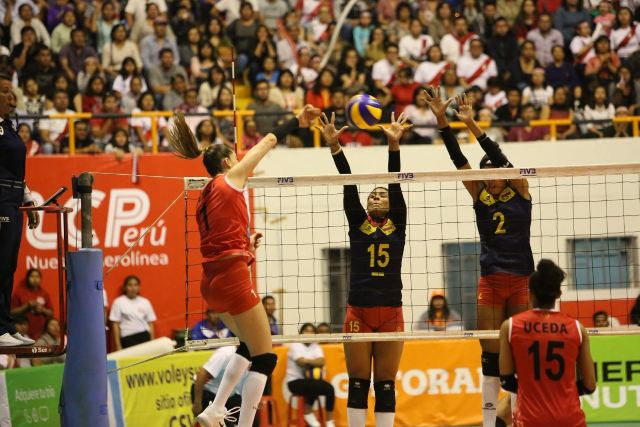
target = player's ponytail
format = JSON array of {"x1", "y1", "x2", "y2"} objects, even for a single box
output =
[
  {"x1": 529, "y1": 259, "x2": 565, "y2": 307},
  {"x1": 168, "y1": 113, "x2": 201, "y2": 159},
  {"x1": 168, "y1": 113, "x2": 234, "y2": 176}
]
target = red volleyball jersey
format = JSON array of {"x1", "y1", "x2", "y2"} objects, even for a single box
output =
[
  {"x1": 510, "y1": 309, "x2": 585, "y2": 427},
  {"x1": 197, "y1": 174, "x2": 251, "y2": 262}
]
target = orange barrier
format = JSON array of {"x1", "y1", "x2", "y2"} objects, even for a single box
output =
[{"x1": 29, "y1": 111, "x2": 640, "y2": 154}]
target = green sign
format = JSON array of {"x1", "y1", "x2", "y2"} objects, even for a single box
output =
[
  {"x1": 582, "y1": 334, "x2": 640, "y2": 422},
  {"x1": 4, "y1": 363, "x2": 63, "y2": 427}
]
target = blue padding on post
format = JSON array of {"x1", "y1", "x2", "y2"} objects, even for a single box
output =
[{"x1": 60, "y1": 249, "x2": 108, "y2": 427}]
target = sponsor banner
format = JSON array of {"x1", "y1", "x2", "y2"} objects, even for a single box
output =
[
  {"x1": 20, "y1": 154, "x2": 207, "y2": 338},
  {"x1": 582, "y1": 334, "x2": 640, "y2": 422},
  {"x1": 114, "y1": 352, "x2": 210, "y2": 427},
  {"x1": 3, "y1": 364, "x2": 64, "y2": 427}
]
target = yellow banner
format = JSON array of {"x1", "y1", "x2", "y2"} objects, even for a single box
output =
[{"x1": 116, "y1": 352, "x2": 211, "y2": 427}]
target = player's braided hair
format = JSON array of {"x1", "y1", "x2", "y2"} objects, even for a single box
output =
[
  {"x1": 529, "y1": 259, "x2": 565, "y2": 308},
  {"x1": 168, "y1": 113, "x2": 233, "y2": 176}
]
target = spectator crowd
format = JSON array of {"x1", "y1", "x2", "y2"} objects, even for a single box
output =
[{"x1": 0, "y1": 0, "x2": 638, "y2": 153}]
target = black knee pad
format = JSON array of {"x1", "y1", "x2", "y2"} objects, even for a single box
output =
[
  {"x1": 347, "y1": 378, "x2": 370, "y2": 409},
  {"x1": 496, "y1": 417, "x2": 507, "y2": 427},
  {"x1": 373, "y1": 381, "x2": 396, "y2": 413},
  {"x1": 236, "y1": 341, "x2": 251, "y2": 361},
  {"x1": 249, "y1": 353, "x2": 277, "y2": 376},
  {"x1": 482, "y1": 351, "x2": 500, "y2": 377}
]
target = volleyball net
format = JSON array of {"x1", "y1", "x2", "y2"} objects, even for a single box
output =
[{"x1": 183, "y1": 163, "x2": 640, "y2": 350}]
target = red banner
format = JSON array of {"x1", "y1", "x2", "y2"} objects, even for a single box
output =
[{"x1": 20, "y1": 154, "x2": 206, "y2": 338}]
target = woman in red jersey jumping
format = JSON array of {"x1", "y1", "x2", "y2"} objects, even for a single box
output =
[
  {"x1": 168, "y1": 105, "x2": 320, "y2": 427},
  {"x1": 499, "y1": 259, "x2": 596, "y2": 427}
]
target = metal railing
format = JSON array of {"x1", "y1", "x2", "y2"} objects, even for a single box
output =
[{"x1": 17, "y1": 110, "x2": 640, "y2": 155}]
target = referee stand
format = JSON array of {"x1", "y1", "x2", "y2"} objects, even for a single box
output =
[{"x1": 59, "y1": 172, "x2": 108, "y2": 427}]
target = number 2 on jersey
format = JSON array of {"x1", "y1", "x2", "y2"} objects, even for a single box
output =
[
  {"x1": 493, "y1": 211, "x2": 506, "y2": 235},
  {"x1": 527, "y1": 340, "x2": 565, "y2": 381},
  {"x1": 368, "y1": 243, "x2": 390, "y2": 268}
]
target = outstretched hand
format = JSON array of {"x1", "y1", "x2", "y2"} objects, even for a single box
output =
[
  {"x1": 318, "y1": 112, "x2": 348, "y2": 148},
  {"x1": 296, "y1": 104, "x2": 322, "y2": 128},
  {"x1": 453, "y1": 93, "x2": 474, "y2": 123},
  {"x1": 422, "y1": 86, "x2": 455, "y2": 118},
  {"x1": 379, "y1": 111, "x2": 412, "y2": 146}
]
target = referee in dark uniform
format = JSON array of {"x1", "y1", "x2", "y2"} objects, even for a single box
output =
[{"x1": 0, "y1": 74, "x2": 39, "y2": 346}]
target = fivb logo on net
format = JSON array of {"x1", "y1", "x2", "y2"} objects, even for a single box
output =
[{"x1": 25, "y1": 189, "x2": 169, "y2": 269}]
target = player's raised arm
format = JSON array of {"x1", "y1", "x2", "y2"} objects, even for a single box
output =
[
  {"x1": 379, "y1": 112, "x2": 410, "y2": 231},
  {"x1": 318, "y1": 112, "x2": 367, "y2": 227},
  {"x1": 422, "y1": 86, "x2": 482, "y2": 199},
  {"x1": 453, "y1": 93, "x2": 530, "y2": 200},
  {"x1": 227, "y1": 105, "x2": 321, "y2": 188}
]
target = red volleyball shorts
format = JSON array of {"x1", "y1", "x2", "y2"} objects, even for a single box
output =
[
  {"x1": 477, "y1": 272, "x2": 529, "y2": 308},
  {"x1": 343, "y1": 305, "x2": 404, "y2": 333},
  {"x1": 201, "y1": 256, "x2": 260, "y2": 315}
]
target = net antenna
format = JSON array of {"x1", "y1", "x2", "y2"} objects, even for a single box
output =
[{"x1": 183, "y1": 163, "x2": 640, "y2": 351}]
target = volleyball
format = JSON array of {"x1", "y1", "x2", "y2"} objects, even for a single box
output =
[{"x1": 346, "y1": 94, "x2": 383, "y2": 129}]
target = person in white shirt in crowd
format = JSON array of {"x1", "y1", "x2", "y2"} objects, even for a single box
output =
[
  {"x1": 414, "y1": 291, "x2": 463, "y2": 331},
  {"x1": 414, "y1": 45, "x2": 451, "y2": 87},
  {"x1": 457, "y1": 39, "x2": 498, "y2": 90},
  {"x1": 101, "y1": 24, "x2": 143, "y2": 80},
  {"x1": 39, "y1": 90, "x2": 75, "y2": 154},
  {"x1": 526, "y1": 13, "x2": 564, "y2": 67},
  {"x1": 570, "y1": 20, "x2": 598, "y2": 67},
  {"x1": 372, "y1": 43, "x2": 402, "y2": 88},
  {"x1": 483, "y1": 77, "x2": 507, "y2": 112},
  {"x1": 522, "y1": 68, "x2": 554, "y2": 114},
  {"x1": 10, "y1": 2, "x2": 50, "y2": 48},
  {"x1": 192, "y1": 346, "x2": 246, "y2": 426},
  {"x1": 440, "y1": 15, "x2": 478, "y2": 63},
  {"x1": 258, "y1": 0, "x2": 288, "y2": 31},
  {"x1": 285, "y1": 323, "x2": 336, "y2": 427},
  {"x1": 129, "y1": 2, "x2": 175, "y2": 45},
  {"x1": 125, "y1": 0, "x2": 167, "y2": 29},
  {"x1": 109, "y1": 275, "x2": 157, "y2": 350},
  {"x1": 403, "y1": 86, "x2": 437, "y2": 144},
  {"x1": 583, "y1": 85, "x2": 616, "y2": 138},
  {"x1": 399, "y1": 19, "x2": 434, "y2": 69},
  {"x1": 276, "y1": 25, "x2": 309, "y2": 70},
  {"x1": 611, "y1": 7, "x2": 640, "y2": 61},
  {"x1": 213, "y1": 0, "x2": 259, "y2": 24}
]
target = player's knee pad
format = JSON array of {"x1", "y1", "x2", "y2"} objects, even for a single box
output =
[
  {"x1": 495, "y1": 417, "x2": 507, "y2": 427},
  {"x1": 347, "y1": 378, "x2": 370, "y2": 409},
  {"x1": 249, "y1": 353, "x2": 277, "y2": 376},
  {"x1": 373, "y1": 381, "x2": 396, "y2": 413},
  {"x1": 481, "y1": 351, "x2": 500, "y2": 377},
  {"x1": 236, "y1": 341, "x2": 251, "y2": 361}
]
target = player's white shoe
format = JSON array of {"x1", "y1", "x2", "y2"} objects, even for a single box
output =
[
  {"x1": 303, "y1": 412, "x2": 321, "y2": 427},
  {"x1": 196, "y1": 405, "x2": 239, "y2": 427},
  {"x1": 12, "y1": 333, "x2": 35, "y2": 345},
  {"x1": 0, "y1": 333, "x2": 23, "y2": 346}
]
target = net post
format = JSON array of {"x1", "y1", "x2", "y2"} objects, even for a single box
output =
[{"x1": 78, "y1": 172, "x2": 94, "y2": 248}]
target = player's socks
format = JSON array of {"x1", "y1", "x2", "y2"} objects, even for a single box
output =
[
  {"x1": 510, "y1": 392, "x2": 518, "y2": 414},
  {"x1": 237, "y1": 371, "x2": 267, "y2": 426},
  {"x1": 482, "y1": 376, "x2": 500, "y2": 426},
  {"x1": 347, "y1": 408, "x2": 366, "y2": 427},
  {"x1": 374, "y1": 412, "x2": 395, "y2": 427},
  {"x1": 210, "y1": 353, "x2": 251, "y2": 410}
]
